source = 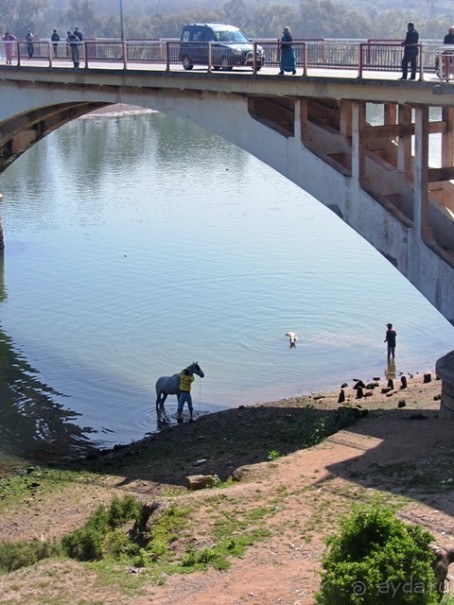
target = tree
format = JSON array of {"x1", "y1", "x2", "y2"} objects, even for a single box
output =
[
  {"x1": 65, "y1": 0, "x2": 101, "y2": 37},
  {"x1": 222, "y1": 0, "x2": 249, "y2": 27},
  {"x1": 0, "y1": 0, "x2": 48, "y2": 37}
]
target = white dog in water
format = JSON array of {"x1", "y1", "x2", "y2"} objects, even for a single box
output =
[{"x1": 285, "y1": 332, "x2": 297, "y2": 348}]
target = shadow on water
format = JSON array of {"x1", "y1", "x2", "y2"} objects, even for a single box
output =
[{"x1": 0, "y1": 253, "x2": 99, "y2": 472}]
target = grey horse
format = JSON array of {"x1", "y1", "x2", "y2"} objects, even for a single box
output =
[{"x1": 155, "y1": 362, "x2": 205, "y2": 414}]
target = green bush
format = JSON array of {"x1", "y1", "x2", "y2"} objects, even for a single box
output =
[
  {"x1": 107, "y1": 494, "x2": 141, "y2": 528},
  {"x1": 0, "y1": 539, "x2": 61, "y2": 572},
  {"x1": 315, "y1": 504, "x2": 438, "y2": 605},
  {"x1": 62, "y1": 495, "x2": 142, "y2": 562},
  {"x1": 62, "y1": 526, "x2": 104, "y2": 561}
]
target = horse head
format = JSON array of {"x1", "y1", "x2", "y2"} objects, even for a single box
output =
[{"x1": 188, "y1": 361, "x2": 204, "y2": 378}]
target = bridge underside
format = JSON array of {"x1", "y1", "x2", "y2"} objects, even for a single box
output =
[
  {"x1": 0, "y1": 77, "x2": 453, "y2": 328},
  {"x1": 249, "y1": 95, "x2": 454, "y2": 271},
  {"x1": 0, "y1": 101, "x2": 109, "y2": 172}
]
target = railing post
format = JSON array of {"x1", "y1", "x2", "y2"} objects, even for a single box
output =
[
  {"x1": 16, "y1": 41, "x2": 21, "y2": 67},
  {"x1": 252, "y1": 42, "x2": 257, "y2": 74},
  {"x1": 357, "y1": 43, "x2": 364, "y2": 78},
  {"x1": 165, "y1": 41, "x2": 170, "y2": 71},
  {"x1": 419, "y1": 43, "x2": 424, "y2": 81},
  {"x1": 122, "y1": 41, "x2": 127, "y2": 69},
  {"x1": 302, "y1": 42, "x2": 307, "y2": 77},
  {"x1": 48, "y1": 41, "x2": 52, "y2": 68},
  {"x1": 83, "y1": 41, "x2": 88, "y2": 68},
  {"x1": 207, "y1": 42, "x2": 212, "y2": 73}
]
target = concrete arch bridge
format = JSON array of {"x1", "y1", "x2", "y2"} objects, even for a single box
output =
[{"x1": 1, "y1": 66, "x2": 454, "y2": 413}]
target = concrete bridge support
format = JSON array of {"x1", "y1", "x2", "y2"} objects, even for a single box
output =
[
  {"x1": 436, "y1": 352, "x2": 454, "y2": 419},
  {"x1": 0, "y1": 193, "x2": 3, "y2": 251}
]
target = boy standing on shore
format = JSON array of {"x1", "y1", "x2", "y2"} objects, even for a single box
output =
[{"x1": 384, "y1": 323, "x2": 397, "y2": 361}]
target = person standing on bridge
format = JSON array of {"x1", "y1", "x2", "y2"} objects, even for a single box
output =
[
  {"x1": 25, "y1": 29, "x2": 34, "y2": 59},
  {"x1": 73, "y1": 27, "x2": 83, "y2": 42},
  {"x1": 2, "y1": 32, "x2": 17, "y2": 65},
  {"x1": 66, "y1": 30, "x2": 80, "y2": 67},
  {"x1": 401, "y1": 22, "x2": 419, "y2": 80},
  {"x1": 278, "y1": 26, "x2": 296, "y2": 75},
  {"x1": 51, "y1": 29, "x2": 60, "y2": 57},
  {"x1": 440, "y1": 25, "x2": 454, "y2": 78},
  {"x1": 443, "y1": 25, "x2": 454, "y2": 45}
]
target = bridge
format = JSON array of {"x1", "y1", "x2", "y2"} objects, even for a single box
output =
[{"x1": 1, "y1": 43, "x2": 454, "y2": 414}]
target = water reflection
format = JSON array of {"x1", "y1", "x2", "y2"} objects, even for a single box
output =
[
  {"x1": 0, "y1": 253, "x2": 97, "y2": 466},
  {"x1": 385, "y1": 359, "x2": 397, "y2": 381}
]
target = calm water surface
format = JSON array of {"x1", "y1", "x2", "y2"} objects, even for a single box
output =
[{"x1": 0, "y1": 109, "x2": 453, "y2": 464}]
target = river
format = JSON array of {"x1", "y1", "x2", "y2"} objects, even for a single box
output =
[{"x1": 0, "y1": 107, "x2": 452, "y2": 466}]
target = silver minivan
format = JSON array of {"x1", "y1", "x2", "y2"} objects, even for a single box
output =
[{"x1": 179, "y1": 23, "x2": 265, "y2": 71}]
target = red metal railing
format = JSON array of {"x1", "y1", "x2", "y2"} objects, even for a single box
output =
[{"x1": 0, "y1": 38, "x2": 445, "y2": 81}]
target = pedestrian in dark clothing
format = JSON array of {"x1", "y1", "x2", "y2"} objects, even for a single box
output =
[
  {"x1": 25, "y1": 29, "x2": 34, "y2": 58},
  {"x1": 278, "y1": 26, "x2": 296, "y2": 75},
  {"x1": 67, "y1": 31, "x2": 79, "y2": 67},
  {"x1": 51, "y1": 29, "x2": 60, "y2": 57},
  {"x1": 443, "y1": 25, "x2": 454, "y2": 44},
  {"x1": 401, "y1": 22, "x2": 419, "y2": 80},
  {"x1": 384, "y1": 323, "x2": 397, "y2": 361},
  {"x1": 73, "y1": 27, "x2": 83, "y2": 42}
]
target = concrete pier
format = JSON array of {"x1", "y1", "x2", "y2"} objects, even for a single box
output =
[
  {"x1": 435, "y1": 350, "x2": 454, "y2": 418},
  {"x1": 0, "y1": 193, "x2": 3, "y2": 251}
]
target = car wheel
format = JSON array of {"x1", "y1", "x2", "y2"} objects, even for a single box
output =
[
  {"x1": 182, "y1": 56, "x2": 193, "y2": 70},
  {"x1": 255, "y1": 64, "x2": 262, "y2": 71},
  {"x1": 213, "y1": 66, "x2": 221, "y2": 71},
  {"x1": 221, "y1": 56, "x2": 233, "y2": 71}
]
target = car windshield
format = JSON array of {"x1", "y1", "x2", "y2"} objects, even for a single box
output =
[{"x1": 215, "y1": 29, "x2": 249, "y2": 43}]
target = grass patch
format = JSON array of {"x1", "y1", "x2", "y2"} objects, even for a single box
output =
[
  {"x1": 170, "y1": 504, "x2": 274, "y2": 573},
  {"x1": 0, "y1": 467, "x2": 98, "y2": 513}
]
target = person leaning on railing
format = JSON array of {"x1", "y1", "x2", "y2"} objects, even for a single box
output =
[
  {"x1": 400, "y1": 22, "x2": 419, "y2": 80},
  {"x1": 66, "y1": 31, "x2": 80, "y2": 67}
]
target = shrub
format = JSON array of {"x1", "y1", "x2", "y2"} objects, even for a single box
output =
[
  {"x1": 0, "y1": 539, "x2": 61, "y2": 572},
  {"x1": 315, "y1": 504, "x2": 438, "y2": 605},
  {"x1": 107, "y1": 494, "x2": 141, "y2": 528},
  {"x1": 62, "y1": 495, "x2": 142, "y2": 562},
  {"x1": 62, "y1": 526, "x2": 104, "y2": 561}
]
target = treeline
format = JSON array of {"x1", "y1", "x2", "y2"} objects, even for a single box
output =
[{"x1": 0, "y1": 0, "x2": 452, "y2": 42}]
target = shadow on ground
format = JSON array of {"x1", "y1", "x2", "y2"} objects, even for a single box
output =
[{"x1": 65, "y1": 399, "x2": 454, "y2": 521}]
